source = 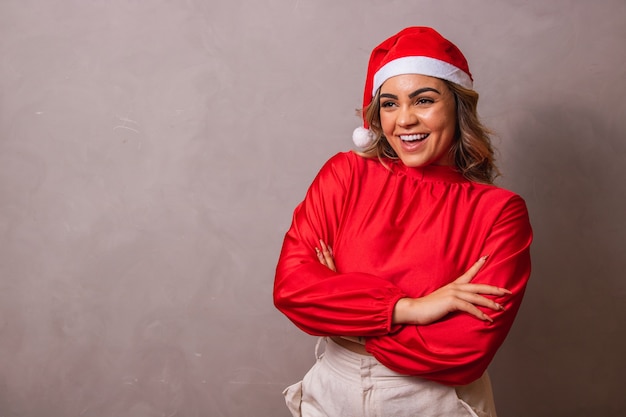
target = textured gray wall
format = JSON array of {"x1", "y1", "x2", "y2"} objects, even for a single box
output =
[{"x1": 1, "y1": 1, "x2": 624, "y2": 416}]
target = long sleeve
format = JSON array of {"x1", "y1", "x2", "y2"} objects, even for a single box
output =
[
  {"x1": 274, "y1": 151, "x2": 533, "y2": 386},
  {"x1": 273, "y1": 153, "x2": 407, "y2": 336},
  {"x1": 365, "y1": 195, "x2": 533, "y2": 385}
]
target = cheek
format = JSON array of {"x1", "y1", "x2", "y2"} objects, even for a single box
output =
[
  {"x1": 379, "y1": 112, "x2": 394, "y2": 134},
  {"x1": 428, "y1": 108, "x2": 457, "y2": 136}
]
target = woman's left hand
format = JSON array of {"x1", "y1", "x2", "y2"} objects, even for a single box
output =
[{"x1": 315, "y1": 239, "x2": 336, "y2": 272}]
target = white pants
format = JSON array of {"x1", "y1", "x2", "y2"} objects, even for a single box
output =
[{"x1": 283, "y1": 338, "x2": 497, "y2": 417}]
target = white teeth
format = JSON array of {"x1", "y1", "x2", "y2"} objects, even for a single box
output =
[{"x1": 399, "y1": 133, "x2": 428, "y2": 142}]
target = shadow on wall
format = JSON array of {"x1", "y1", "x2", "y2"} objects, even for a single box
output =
[{"x1": 491, "y1": 103, "x2": 626, "y2": 417}]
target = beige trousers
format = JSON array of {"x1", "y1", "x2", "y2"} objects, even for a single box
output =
[{"x1": 283, "y1": 338, "x2": 497, "y2": 417}]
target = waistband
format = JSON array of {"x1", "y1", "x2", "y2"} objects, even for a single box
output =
[{"x1": 318, "y1": 337, "x2": 410, "y2": 383}]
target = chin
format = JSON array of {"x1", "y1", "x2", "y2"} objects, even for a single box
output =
[
  {"x1": 400, "y1": 159, "x2": 427, "y2": 168},
  {"x1": 398, "y1": 151, "x2": 453, "y2": 168},
  {"x1": 399, "y1": 155, "x2": 433, "y2": 167}
]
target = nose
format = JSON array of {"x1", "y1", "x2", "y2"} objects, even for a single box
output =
[{"x1": 397, "y1": 105, "x2": 418, "y2": 127}]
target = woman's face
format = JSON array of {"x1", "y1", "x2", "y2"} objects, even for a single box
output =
[{"x1": 379, "y1": 74, "x2": 457, "y2": 167}]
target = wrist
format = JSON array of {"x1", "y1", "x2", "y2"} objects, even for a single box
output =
[{"x1": 392, "y1": 297, "x2": 415, "y2": 324}]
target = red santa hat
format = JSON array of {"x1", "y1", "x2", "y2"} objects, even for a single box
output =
[{"x1": 353, "y1": 27, "x2": 473, "y2": 148}]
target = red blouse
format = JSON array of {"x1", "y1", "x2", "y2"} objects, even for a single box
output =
[{"x1": 274, "y1": 151, "x2": 532, "y2": 385}]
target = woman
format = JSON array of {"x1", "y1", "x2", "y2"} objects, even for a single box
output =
[{"x1": 274, "y1": 27, "x2": 532, "y2": 417}]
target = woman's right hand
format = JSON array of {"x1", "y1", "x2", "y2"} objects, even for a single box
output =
[
  {"x1": 315, "y1": 239, "x2": 336, "y2": 272},
  {"x1": 392, "y1": 256, "x2": 511, "y2": 325}
]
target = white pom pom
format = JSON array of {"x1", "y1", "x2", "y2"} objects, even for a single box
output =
[{"x1": 352, "y1": 126, "x2": 374, "y2": 148}]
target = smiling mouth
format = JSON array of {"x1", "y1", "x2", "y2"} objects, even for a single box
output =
[{"x1": 399, "y1": 133, "x2": 429, "y2": 142}]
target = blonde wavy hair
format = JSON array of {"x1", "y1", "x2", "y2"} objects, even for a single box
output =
[{"x1": 358, "y1": 80, "x2": 499, "y2": 184}]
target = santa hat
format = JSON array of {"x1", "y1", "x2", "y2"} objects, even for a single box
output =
[{"x1": 353, "y1": 27, "x2": 473, "y2": 148}]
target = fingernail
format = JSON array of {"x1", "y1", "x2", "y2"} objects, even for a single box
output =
[
  {"x1": 484, "y1": 314, "x2": 494, "y2": 323},
  {"x1": 496, "y1": 303, "x2": 505, "y2": 311},
  {"x1": 501, "y1": 288, "x2": 512, "y2": 295},
  {"x1": 480, "y1": 255, "x2": 489, "y2": 261}
]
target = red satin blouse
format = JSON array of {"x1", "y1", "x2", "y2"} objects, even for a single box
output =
[{"x1": 274, "y1": 151, "x2": 532, "y2": 385}]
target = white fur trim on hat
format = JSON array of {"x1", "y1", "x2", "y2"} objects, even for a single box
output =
[
  {"x1": 352, "y1": 126, "x2": 375, "y2": 148},
  {"x1": 373, "y1": 56, "x2": 473, "y2": 94}
]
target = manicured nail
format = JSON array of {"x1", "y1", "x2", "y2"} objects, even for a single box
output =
[
  {"x1": 480, "y1": 255, "x2": 489, "y2": 261},
  {"x1": 484, "y1": 314, "x2": 494, "y2": 323}
]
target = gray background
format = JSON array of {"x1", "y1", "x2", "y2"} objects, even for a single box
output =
[{"x1": 1, "y1": 1, "x2": 624, "y2": 416}]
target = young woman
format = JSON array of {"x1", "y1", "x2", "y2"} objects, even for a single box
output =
[{"x1": 274, "y1": 26, "x2": 532, "y2": 417}]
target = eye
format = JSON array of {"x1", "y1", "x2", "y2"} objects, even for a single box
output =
[
  {"x1": 415, "y1": 97, "x2": 435, "y2": 105},
  {"x1": 380, "y1": 100, "x2": 396, "y2": 108}
]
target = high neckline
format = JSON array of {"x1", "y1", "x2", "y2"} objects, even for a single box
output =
[{"x1": 391, "y1": 160, "x2": 466, "y2": 183}]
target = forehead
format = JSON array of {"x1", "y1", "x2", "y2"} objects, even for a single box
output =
[{"x1": 380, "y1": 73, "x2": 448, "y2": 92}]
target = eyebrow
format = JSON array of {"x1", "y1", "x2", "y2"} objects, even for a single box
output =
[
  {"x1": 379, "y1": 87, "x2": 442, "y2": 100},
  {"x1": 409, "y1": 87, "x2": 441, "y2": 98}
]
